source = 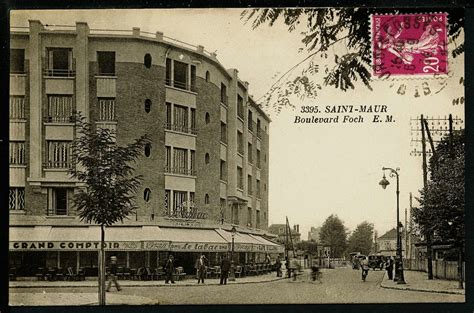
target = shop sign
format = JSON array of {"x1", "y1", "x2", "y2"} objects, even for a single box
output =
[
  {"x1": 170, "y1": 242, "x2": 229, "y2": 252},
  {"x1": 9, "y1": 241, "x2": 141, "y2": 251},
  {"x1": 265, "y1": 245, "x2": 282, "y2": 252},
  {"x1": 234, "y1": 243, "x2": 254, "y2": 252},
  {"x1": 143, "y1": 241, "x2": 170, "y2": 250},
  {"x1": 254, "y1": 244, "x2": 266, "y2": 252}
]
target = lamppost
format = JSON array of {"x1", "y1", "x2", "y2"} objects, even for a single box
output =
[
  {"x1": 229, "y1": 225, "x2": 237, "y2": 281},
  {"x1": 379, "y1": 167, "x2": 406, "y2": 284}
]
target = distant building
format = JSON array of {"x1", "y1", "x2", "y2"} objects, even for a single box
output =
[
  {"x1": 307, "y1": 226, "x2": 321, "y2": 243},
  {"x1": 268, "y1": 224, "x2": 301, "y2": 244},
  {"x1": 377, "y1": 228, "x2": 405, "y2": 257}
]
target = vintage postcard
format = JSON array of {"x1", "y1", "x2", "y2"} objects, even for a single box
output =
[{"x1": 7, "y1": 7, "x2": 465, "y2": 307}]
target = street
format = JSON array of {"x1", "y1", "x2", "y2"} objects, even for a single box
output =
[{"x1": 10, "y1": 268, "x2": 464, "y2": 305}]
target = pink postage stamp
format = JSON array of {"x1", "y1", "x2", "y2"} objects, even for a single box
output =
[{"x1": 372, "y1": 13, "x2": 448, "y2": 78}]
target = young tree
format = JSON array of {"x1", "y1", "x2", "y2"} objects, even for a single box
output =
[
  {"x1": 413, "y1": 130, "x2": 464, "y2": 288},
  {"x1": 241, "y1": 8, "x2": 464, "y2": 112},
  {"x1": 69, "y1": 116, "x2": 149, "y2": 305},
  {"x1": 347, "y1": 221, "x2": 374, "y2": 256},
  {"x1": 319, "y1": 214, "x2": 348, "y2": 258}
]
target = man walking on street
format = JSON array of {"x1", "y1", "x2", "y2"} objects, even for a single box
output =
[
  {"x1": 385, "y1": 256, "x2": 394, "y2": 280},
  {"x1": 220, "y1": 254, "x2": 231, "y2": 285},
  {"x1": 275, "y1": 255, "x2": 282, "y2": 277},
  {"x1": 196, "y1": 254, "x2": 207, "y2": 284},
  {"x1": 165, "y1": 255, "x2": 175, "y2": 284},
  {"x1": 106, "y1": 256, "x2": 121, "y2": 292}
]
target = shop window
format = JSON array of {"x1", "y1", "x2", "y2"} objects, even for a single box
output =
[
  {"x1": 46, "y1": 95, "x2": 74, "y2": 123},
  {"x1": 144, "y1": 53, "x2": 152, "y2": 68},
  {"x1": 144, "y1": 143, "x2": 151, "y2": 157},
  {"x1": 205, "y1": 194, "x2": 210, "y2": 205},
  {"x1": 46, "y1": 48, "x2": 74, "y2": 77},
  {"x1": 205, "y1": 71, "x2": 210, "y2": 82},
  {"x1": 47, "y1": 188, "x2": 71, "y2": 216},
  {"x1": 205, "y1": 153, "x2": 210, "y2": 164},
  {"x1": 205, "y1": 112, "x2": 210, "y2": 124},
  {"x1": 144, "y1": 188, "x2": 151, "y2": 202},
  {"x1": 10, "y1": 49, "x2": 25, "y2": 73},
  {"x1": 10, "y1": 96, "x2": 25, "y2": 119},
  {"x1": 144, "y1": 99, "x2": 152, "y2": 113},
  {"x1": 97, "y1": 51, "x2": 115, "y2": 76},
  {"x1": 9, "y1": 141, "x2": 25, "y2": 165},
  {"x1": 9, "y1": 187, "x2": 25, "y2": 211}
]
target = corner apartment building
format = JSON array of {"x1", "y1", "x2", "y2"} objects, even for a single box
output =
[{"x1": 9, "y1": 20, "x2": 279, "y2": 277}]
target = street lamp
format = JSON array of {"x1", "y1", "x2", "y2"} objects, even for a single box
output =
[
  {"x1": 229, "y1": 225, "x2": 237, "y2": 281},
  {"x1": 379, "y1": 167, "x2": 406, "y2": 284}
]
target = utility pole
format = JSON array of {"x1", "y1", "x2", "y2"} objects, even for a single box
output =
[{"x1": 421, "y1": 115, "x2": 433, "y2": 280}]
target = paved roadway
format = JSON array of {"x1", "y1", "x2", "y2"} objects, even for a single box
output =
[{"x1": 10, "y1": 267, "x2": 464, "y2": 305}]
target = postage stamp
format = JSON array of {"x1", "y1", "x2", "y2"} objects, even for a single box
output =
[{"x1": 371, "y1": 13, "x2": 448, "y2": 78}]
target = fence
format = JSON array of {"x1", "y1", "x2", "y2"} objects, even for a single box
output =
[{"x1": 404, "y1": 258, "x2": 465, "y2": 281}]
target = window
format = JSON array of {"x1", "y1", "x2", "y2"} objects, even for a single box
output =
[
  {"x1": 220, "y1": 122, "x2": 227, "y2": 144},
  {"x1": 144, "y1": 99, "x2": 152, "y2": 113},
  {"x1": 248, "y1": 143, "x2": 253, "y2": 164},
  {"x1": 248, "y1": 110, "x2": 253, "y2": 131},
  {"x1": 190, "y1": 192, "x2": 195, "y2": 209},
  {"x1": 205, "y1": 153, "x2": 210, "y2": 164},
  {"x1": 165, "y1": 58, "x2": 172, "y2": 85},
  {"x1": 166, "y1": 102, "x2": 172, "y2": 125},
  {"x1": 9, "y1": 188, "x2": 25, "y2": 211},
  {"x1": 98, "y1": 98, "x2": 115, "y2": 121},
  {"x1": 237, "y1": 95, "x2": 244, "y2": 119},
  {"x1": 237, "y1": 166, "x2": 243, "y2": 190},
  {"x1": 237, "y1": 131, "x2": 244, "y2": 155},
  {"x1": 220, "y1": 83, "x2": 227, "y2": 105},
  {"x1": 144, "y1": 188, "x2": 151, "y2": 202},
  {"x1": 256, "y1": 179, "x2": 261, "y2": 198},
  {"x1": 205, "y1": 194, "x2": 210, "y2": 205},
  {"x1": 9, "y1": 142, "x2": 25, "y2": 165},
  {"x1": 205, "y1": 112, "x2": 210, "y2": 124},
  {"x1": 46, "y1": 48, "x2": 74, "y2": 77},
  {"x1": 247, "y1": 208, "x2": 252, "y2": 226},
  {"x1": 10, "y1": 96, "x2": 25, "y2": 119},
  {"x1": 173, "y1": 104, "x2": 188, "y2": 132},
  {"x1": 256, "y1": 211, "x2": 261, "y2": 229},
  {"x1": 174, "y1": 60, "x2": 187, "y2": 90},
  {"x1": 191, "y1": 108, "x2": 196, "y2": 134},
  {"x1": 173, "y1": 190, "x2": 187, "y2": 213},
  {"x1": 165, "y1": 189, "x2": 171, "y2": 214},
  {"x1": 205, "y1": 71, "x2": 210, "y2": 82},
  {"x1": 190, "y1": 65, "x2": 196, "y2": 92},
  {"x1": 257, "y1": 149, "x2": 261, "y2": 169},
  {"x1": 45, "y1": 141, "x2": 72, "y2": 168},
  {"x1": 144, "y1": 143, "x2": 151, "y2": 157},
  {"x1": 257, "y1": 119, "x2": 262, "y2": 138},
  {"x1": 144, "y1": 53, "x2": 152, "y2": 68},
  {"x1": 165, "y1": 146, "x2": 171, "y2": 172},
  {"x1": 97, "y1": 51, "x2": 115, "y2": 76},
  {"x1": 10, "y1": 49, "x2": 25, "y2": 73},
  {"x1": 232, "y1": 204, "x2": 239, "y2": 224},
  {"x1": 47, "y1": 188, "x2": 70, "y2": 216},
  {"x1": 46, "y1": 95, "x2": 73, "y2": 123},
  {"x1": 247, "y1": 175, "x2": 253, "y2": 195},
  {"x1": 173, "y1": 148, "x2": 188, "y2": 175},
  {"x1": 220, "y1": 198, "x2": 226, "y2": 221},
  {"x1": 220, "y1": 160, "x2": 227, "y2": 181},
  {"x1": 190, "y1": 150, "x2": 196, "y2": 175}
]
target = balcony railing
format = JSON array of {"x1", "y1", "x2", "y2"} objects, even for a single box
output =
[
  {"x1": 165, "y1": 79, "x2": 197, "y2": 93},
  {"x1": 43, "y1": 160, "x2": 73, "y2": 169},
  {"x1": 44, "y1": 115, "x2": 75, "y2": 123},
  {"x1": 164, "y1": 123, "x2": 198, "y2": 135},
  {"x1": 43, "y1": 68, "x2": 76, "y2": 78},
  {"x1": 164, "y1": 166, "x2": 196, "y2": 176}
]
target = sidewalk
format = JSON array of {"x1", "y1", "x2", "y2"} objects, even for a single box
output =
[
  {"x1": 380, "y1": 270, "x2": 465, "y2": 295},
  {"x1": 10, "y1": 272, "x2": 285, "y2": 289}
]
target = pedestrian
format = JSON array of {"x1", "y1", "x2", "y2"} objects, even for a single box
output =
[
  {"x1": 106, "y1": 255, "x2": 121, "y2": 292},
  {"x1": 360, "y1": 256, "x2": 369, "y2": 281},
  {"x1": 220, "y1": 254, "x2": 231, "y2": 285},
  {"x1": 285, "y1": 257, "x2": 290, "y2": 278},
  {"x1": 275, "y1": 255, "x2": 282, "y2": 277},
  {"x1": 164, "y1": 254, "x2": 175, "y2": 284},
  {"x1": 385, "y1": 256, "x2": 394, "y2": 280},
  {"x1": 195, "y1": 254, "x2": 207, "y2": 284}
]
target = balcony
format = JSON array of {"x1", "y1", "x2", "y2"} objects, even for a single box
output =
[
  {"x1": 165, "y1": 79, "x2": 197, "y2": 93},
  {"x1": 10, "y1": 74, "x2": 27, "y2": 96},
  {"x1": 10, "y1": 120, "x2": 26, "y2": 141},
  {"x1": 96, "y1": 76, "x2": 117, "y2": 97},
  {"x1": 164, "y1": 166, "x2": 196, "y2": 177},
  {"x1": 96, "y1": 121, "x2": 117, "y2": 137},
  {"x1": 164, "y1": 123, "x2": 197, "y2": 135},
  {"x1": 43, "y1": 160, "x2": 73, "y2": 169}
]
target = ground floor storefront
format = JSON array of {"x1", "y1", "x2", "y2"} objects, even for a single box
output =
[{"x1": 9, "y1": 225, "x2": 283, "y2": 279}]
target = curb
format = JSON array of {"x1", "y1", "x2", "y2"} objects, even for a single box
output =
[
  {"x1": 379, "y1": 272, "x2": 465, "y2": 295},
  {"x1": 10, "y1": 276, "x2": 286, "y2": 289}
]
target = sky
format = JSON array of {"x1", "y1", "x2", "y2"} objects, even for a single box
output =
[{"x1": 11, "y1": 9, "x2": 465, "y2": 239}]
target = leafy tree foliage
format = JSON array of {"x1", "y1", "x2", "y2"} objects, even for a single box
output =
[
  {"x1": 412, "y1": 130, "x2": 464, "y2": 247},
  {"x1": 70, "y1": 117, "x2": 150, "y2": 225},
  {"x1": 346, "y1": 221, "x2": 374, "y2": 256},
  {"x1": 241, "y1": 8, "x2": 464, "y2": 112},
  {"x1": 319, "y1": 214, "x2": 348, "y2": 258}
]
